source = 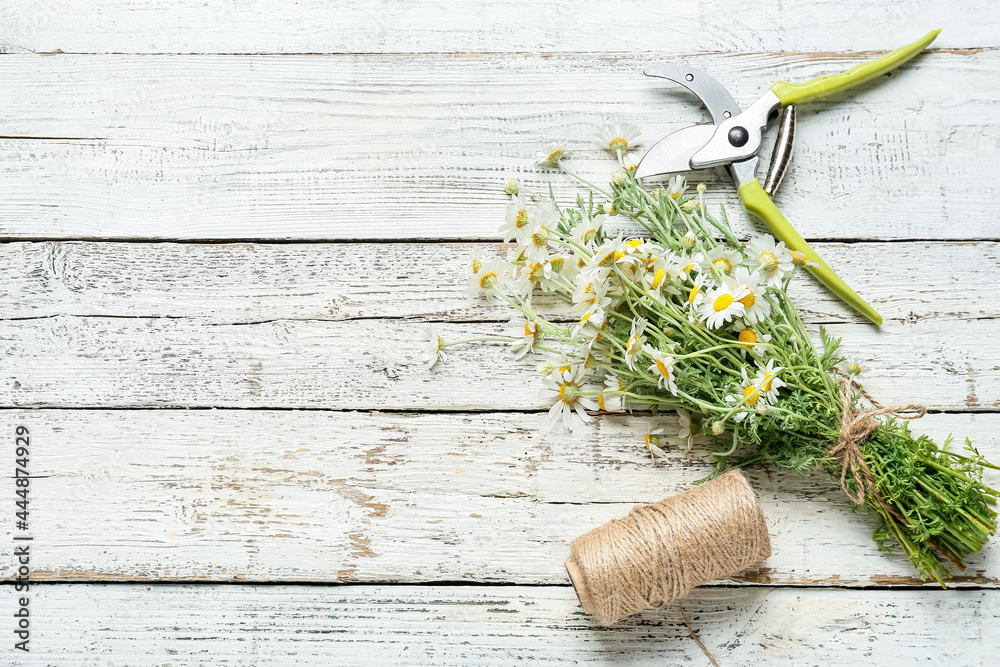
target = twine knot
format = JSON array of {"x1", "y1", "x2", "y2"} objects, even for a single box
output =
[{"x1": 826, "y1": 377, "x2": 927, "y2": 505}]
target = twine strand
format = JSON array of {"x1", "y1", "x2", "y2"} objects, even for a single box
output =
[
  {"x1": 678, "y1": 602, "x2": 721, "y2": 667},
  {"x1": 826, "y1": 377, "x2": 926, "y2": 505}
]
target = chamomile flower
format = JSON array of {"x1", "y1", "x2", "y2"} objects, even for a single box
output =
[
  {"x1": 792, "y1": 250, "x2": 814, "y2": 268},
  {"x1": 754, "y1": 359, "x2": 786, "y2": 403},
  {"x1": 731, "y1": 322, "x2": 772, "y2": 357},
  {"x1": 704, "y1": 246, "x2": 742, "y2": 278},
  {"x1": 538, "y1": 352, "x2": 577, "y2": 378},
  {"x1": 645, "y1": 427, "x2": 668, "y2": 462},
  {"x1": 676, "y1": 252, "x2": 703, "y2": 281},
  {"x1": 845, "y1": 362, "x2": 865, "y2": 377},
  {"x1": 676, "y1": 409, "x2": 696, "y2": 454},
  {"x1": 570, "y1": 215, "x2": 605, "y2": 249},
  {"x1": 537, "y1": 142, "x2": 567, "y2": 167},
  {"x1": 595, "y1": 121, "x2": 641, "y2": 155},
  {"x1": 665, "y1": 175, "x2": 688, "y2": 200},
  {"x1": 421, "y1": 325, "x2": 446, "y2": 370},
  {"x1": 745, "y1": 235, "x2": 794, "y2": 288},
  {"x1": 642, "y1": 254, "x2": 681, "y2": 303},
  {"x1": 684, "y1": 273, "x2": 707, "y2": 319},
  {"x1": 698, "y1": 281, "x2": 749, "y2": 329},
  {"x1": 596, "y1": 374, "x2": 626, "y2": 412},
  {"x1": 510, "y1": 317, "x2": 542, "y2": 360},
  {"x1": 725, "y1": 367, "x2": 764, "y2": 423},
  {"x1": 541, "y1": 365, "x2": 598, "y2": 430},
  {"x1": 724, "y1": 267, "x2": 771, "y2": 325},
  {"x1": 573, "y1": 285, "x2": 612, "y2": 339},
  {"x1": 465, "y1": 255, "x2": 506, "y2": 303},
  {"x1": 621, "y1": 152, "x2": 639, "y2": 172},
  {"x1": 624, "y1": 317, "x2": 648, "y2": 371},
  {"x1": 519, "y1": 204, "x2": 560, "y2": 262},
  {"x1": 644, "y1": 344, "x2": 679, "y2": 395},
  {"x1": 499, "y1": 193, "x2": 531, "y2": 243}
]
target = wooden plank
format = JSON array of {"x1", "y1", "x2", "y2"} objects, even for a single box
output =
[
  {"x1": 1, "y1": 240, "x2": 996, "y2": 325},
  {"x1": 1, "y1": 1, "x2": 995, "y2": 54},
  {"x1": 6, "y1": 584, "x2": 998, "y2": 665},
  {"x1": 6, "y1": 409, "x2": 998, "y2": 585},
  {"x1": 0, "y1": 316, "x2": 997, "y2": 410},
  {"x1": 0, "y1": 51, "x2": 996, "y2": 241}
]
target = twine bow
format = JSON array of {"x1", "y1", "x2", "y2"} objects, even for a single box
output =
[{"x1": 826, "y1": 377, "x2": 927, "y2": 505}]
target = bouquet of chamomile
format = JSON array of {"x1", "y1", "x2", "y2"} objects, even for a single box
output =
[{"x1": 425, "y1": 125, "x2": 998, "y2": 585}]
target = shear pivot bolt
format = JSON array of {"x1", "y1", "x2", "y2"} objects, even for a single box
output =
[{"x1": 728, "y1": 126, "x2": 749, "y2": 147}]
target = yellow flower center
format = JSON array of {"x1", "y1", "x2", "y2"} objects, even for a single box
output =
[
  {"x1": 792, "y1": 251, "x2": 809, "y2": 266},
  {"x1": 651, "y1": 267, "x2": 666, "y2": 289},
  {"x1": 582, "y1": 228, "x2": 597, "y2": 243},
  {"x1": 479, "y1": 272, "x2": 497, "y2": 289},
  {"x1": 739, "y1": 290, "x2": 755, "y2": 308},
  {"x1": 738, "y1": 328, "x2": 758, "y2": 346},
  {"x1": 627, "y1": 334, "x2": 640, "y2": 354},
  {"x1": 547, "y1": 149, "x2": 564, "y2": 163},
  {"x1": 598, "y1": 394, "x2": 606, "y2": 411},
  {"x1": 759, "y1": 251, "x2": 778, "y2": 272},
  {"x1": 524, "y1": 321, "x2": 535, "y2": 337},
  {"x1": 608, "y1": 138, "x2": 628, "y2": 152},
  {"x1": 626, "y1": 239, "x2": 643, "y2": 249},
  {"x1": 515, "y1": 209, "x2": 529, "y2": 228},
  {"x1": 712, "y1": 258, "x2": 733, "y2": 275},
  {"x1": 614, "y1": 250, "x2": 624, "y2": 261},
  {"x1": 558, "y1": 364, "x2": 572, "y2": 373},
  {"x1": 688, "y1": 284, "x2": 701, "y2": 304},
  {"x1": 671, "y1": 191, "x2": 681, "y2": 199},
  {"x1": 559, "y1": 380, "x2": 580, "y2": 404},
  {"x1": 713, "y1": 294, "x2": 734, "y2": 312},
  {"x1": 762, "y1": 372, "x2": 774, "y2": 392},
  {"x1": 471, "y1": 258, "x2": 482, "y2": 273},
  {"x1": 742, "y1": 385, "x2": 760, "y2": 406},
  {"x1": 655, "y1": 359, "x2": 671, "y2": 378},
  {"x1": 683, "y1": 263, "x2": 694, "y2": 274},
  {"x1": 532, "y1": 231, "x2": 547, "y2": 248},
  {"x1": 549, "y1": 257, "x2": 564, "y2": 272}
]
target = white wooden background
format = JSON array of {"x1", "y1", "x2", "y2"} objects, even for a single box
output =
[{"x1": 1, "y1": 2, "x2": 999, "y2": 664}]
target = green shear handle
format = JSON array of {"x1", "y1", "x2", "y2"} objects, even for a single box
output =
[
  {"x1": 771, "y1": 29, "x2": 941, "y2": 106},
  {"x1": 739, "y1": 179, "x2": 883, "y2": 325},
  {"x1": 752, "y1": 29, "x2": 939, "y2": 325}
]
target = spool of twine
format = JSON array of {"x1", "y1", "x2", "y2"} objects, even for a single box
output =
[{"x1": 565, "y1": 469, "x2": 771, "y2": 626}]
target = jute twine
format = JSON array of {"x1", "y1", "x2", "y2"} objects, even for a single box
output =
[
  {"x1": 825, "y1": 377, "x2": 926, "y2": 505},
  {"x1": 564, "y1": 469, "x2": 771, "y2": 627}
]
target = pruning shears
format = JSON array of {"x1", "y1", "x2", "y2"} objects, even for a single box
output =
[{"x1": 635, "y1": 29, "x2": 941, "y2": 326}]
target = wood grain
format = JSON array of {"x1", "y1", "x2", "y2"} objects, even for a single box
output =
[
  {"x1": 0, "y1": 316, "x2": 996, "y2": 410},
  {"x1": 6, "y1": 409, "x2": 997, "y2": 585},
  {"x1": 0, "y1": 50, "x2": 996, "y2": 240},
  {"x1": 1, "y1": 240, "x2": 996, "y2": 325},
  {"x1": 1, "y1": 1, "x2": 995, "y2": 54},
  {"x1": 8, "y1": 584, "x2": 997, "y2": 665}
]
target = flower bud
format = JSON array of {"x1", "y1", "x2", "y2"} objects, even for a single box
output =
[
  {"x1": 536, "y1": 361, "x2": 555, "y2": 376},
  {"x1": 696, "y1": 182, "x2": 707, "y2": 194},
  {"x1": 711, "y1": 420, "x2": 726, "y2": 436},
  {"x1": 612, "y1": 170, "x2": 628, "y2": 187},
  {"x1": 681, "y1": 232, "x2": 697, "y2": 249},
  {"x1": 504, "y1": 178, "x2": 521, "y2": 195}
]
